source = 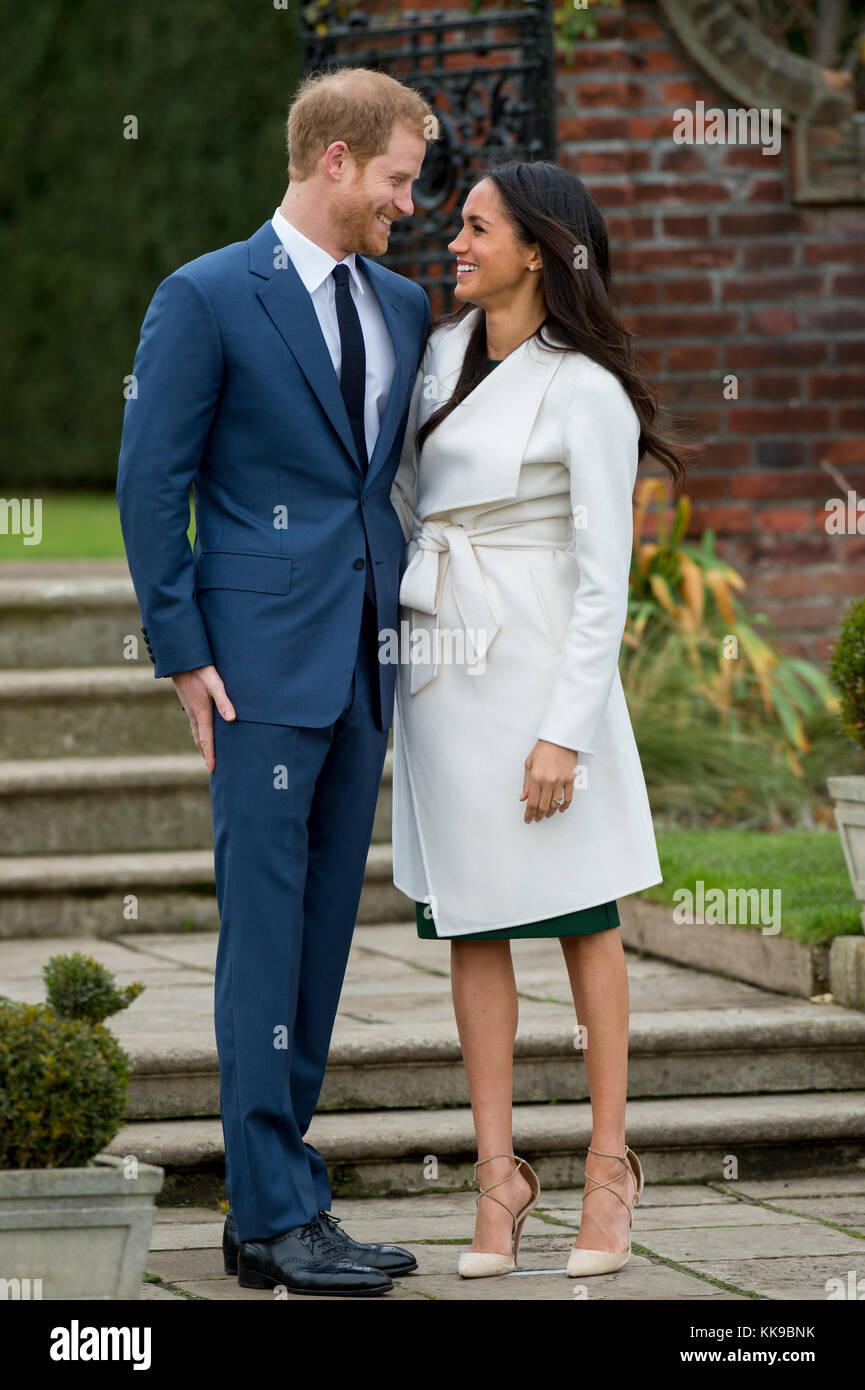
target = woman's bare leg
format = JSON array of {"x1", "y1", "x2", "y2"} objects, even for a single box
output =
[
  {"x1": 450, "y1": 938, "x2": 533, "y2": 1254},
  {"x1": 560, "y1": 928, "x2": 637, "y2": 1252}
]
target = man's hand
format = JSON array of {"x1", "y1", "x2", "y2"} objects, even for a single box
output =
[
  {"x1": 520, "y1": 740, "x2": 578, "y2": 824},
  {"x1": 172, "y1": 665, "x2": 236, "y2": 773}
]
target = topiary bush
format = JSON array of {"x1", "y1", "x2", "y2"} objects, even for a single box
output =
[
  {"x1": 828, "y1": 595, "x2": 865, "y2": 752},
  {"x1": 0, "y1": 953, "x2": 143, "y2": 1170}
]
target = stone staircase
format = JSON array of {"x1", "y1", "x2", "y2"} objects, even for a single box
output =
[
  {"x1": 2, "y1": 565, "x2": 864, "y2": 1197},
  {"x1": 0, "y1": 570, "x2": 403, "y2": 938}
]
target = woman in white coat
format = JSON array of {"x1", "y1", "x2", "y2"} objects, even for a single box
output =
[{"x1": 390, "y1": 162, "x2": 692, "y2": 1281}]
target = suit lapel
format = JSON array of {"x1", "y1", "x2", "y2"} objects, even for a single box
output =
[
  {"x1": 249, "y1": 222, "x2": 410, "y2": 480},
  {"x1": 355, "y1": 254, "x2": 410, "y2": 484}
]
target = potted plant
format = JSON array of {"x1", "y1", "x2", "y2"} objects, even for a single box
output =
[
  {"x1": 0, "y1": 952, "x2": 163, "y2": 1299},
  {"x1": 827, "y1": 595, "x2": 865, "y2": 931}
]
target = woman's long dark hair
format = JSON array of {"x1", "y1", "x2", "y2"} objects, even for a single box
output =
[{"x1": 416, "y1": 161, "x2": 697, "y2": 495}]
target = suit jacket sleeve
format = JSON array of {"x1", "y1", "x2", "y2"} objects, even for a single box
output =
[
  {"x1": 535, "y1": 362, "x2": 640, "y2": 757},
  {"x1": 390, "y1": 355, "x2": 427, "y2": 544},
  {"x1": 116, "y1": 270, "x2": 222, "y2": 679}
]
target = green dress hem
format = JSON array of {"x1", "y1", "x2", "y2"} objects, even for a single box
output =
[{"x1": 415, "y1": 898, "x2": 620, "y2": 941}]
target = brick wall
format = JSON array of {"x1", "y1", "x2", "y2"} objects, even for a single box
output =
[{"x1": 555, "y1": 2, "x2": 865, "y2": 662}]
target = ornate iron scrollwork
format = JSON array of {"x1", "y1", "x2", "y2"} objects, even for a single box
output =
[{"x1": 300, "y1": 3, "x2": 557, "y2": 303}]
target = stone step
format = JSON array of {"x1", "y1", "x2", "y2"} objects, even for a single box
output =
[
  {"x1": 0, "y1": 575, "x2": 140, "y2": 669},
  {"x1": 107, "y1": 1092, "x2": 865, "y2": 1197},
  {"x1": 0, "y1": 843, "x2": 408, "y2": 938},
  {"x1": 124, "y1": 1007, "x2": 865, "y2": 1121},
  {"x1": 0, "y1": 751, "x2": 393, "y2": 855},
  {"x1": 0, "y1": 667, "x2": 192, "y2": 758}
]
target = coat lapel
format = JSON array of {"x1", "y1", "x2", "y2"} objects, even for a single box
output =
[
  {"x1": 416, "y1": 307, "x2": 571, "y2": 515},
  {"x1": 249, "y1": 222, "x2": 410, "y2": 480}
]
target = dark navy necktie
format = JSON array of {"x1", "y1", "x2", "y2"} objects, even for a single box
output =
[{"x1": 332, "y1": 263, "x2": 368, "y2": 473}]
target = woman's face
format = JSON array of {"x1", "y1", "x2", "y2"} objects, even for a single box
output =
[{"x1": 447, "y1": 178, "x2": 539, "y2": 307}]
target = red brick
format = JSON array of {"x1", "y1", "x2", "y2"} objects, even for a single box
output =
[
  {"x1": 721, "y1": 147, "x2": 783, "y2": 171},
  {"x1": 617, "y1": 280, "x2": 660, "y2": 305},
  {"x1": 802, "y1": 241, "x2": 865, "y2": 266},
  {"x1": 689, "y1": 505, "x2": 754, "y2": 533},
  {"x1": 633, "y1": 180, "x2": 731, "y2": 203},
  {"x1": 627, "y1": 115, "x2": 683, "y2": 141},
  {"x1": 578, "y1": 150, "x2": 650, "y2": 174},
  {"x1": 757, "y1": 570, "x2": 819, "y2": 598},
  {"x1": 667, "y1": 345, "x2": 719, "y2": 370},
  {"x1": 839, "y1": 407, "x2": 865, "y2": 429},
  {"x1": 747, "y1": 307, "x2": 797, "y2": 334},
  {"x1": 742, "y1": 245, "x2": 795, "y2": 271},
  {"x1": 660, "y1": 81, "x2": 708, "y2": 104},
  {"x1": 813, "y1": 439, "x2": 865, "y2": 466},
  {"x1": 817, "y1": 569, "x2": 865, "y2": 595},
  {"x1": 631, "y1": 48, "x2": 687, "y2": 73},
  {"x1": 559, "y1": 116, "x2": 629, "y2": 141},
  {"x1": 750, "y1": 374, "x2": 805, "y2": 400},
  {"x1": 607, "y1": 216, "x2": 655, "y2": 240},
  {"x1": 575, "y1": 81, "x2": 630, "y2": 108},
  {"x1": 733, "y1": 342, "x2": 825, "y2": 368},
  {"x1": 836, "y1": 343, "x2": 865, "y2": 366},
  {"x1": 809, "y1": 373, "x2": 865, "y2": 400},
  {"x1": 658, "y1": 148, "x2": 710, "y2": 174},
  {"x1": 662, "y1": 215, "x2": 712, "y2": 238},
  {"x1": 746, "y1": 178, "x2": 786, "y2": 203},
  {"x1": 807, "y1": 307, "x2": 865, "y2": 333},
  {"x1": 619, "y1": 246, "x2": 738, "y2": 272},
  {"x1": 729, "y1": 407, "x2": 831, "y2": 433},
  {"x1": 704, "y1": 440, "x2": 752, "y2": 469},
  {"x1": 832, "y1": 272, "x2": 865, "y2": 297},
  {"x1": 679, "y1": 474, "x2": 728, "y2": 499},
  {"x1": 628, "y1": 311, "x2": 741, "y2": 338},
  {"x1": 722, "y1": 275, "x2": 822, "y2": 303},
  {"x1": 718, "y1": 212, "x2": 802, "y2": 237},
  {"x1": 624, "y1": 14, "x2": 666, "y2": 40},
  {"x1": 730, "y1": 472, "x2": 831, "y2": 499},
  {"x1": 759, "y1": 599, "x2": 844, "y2": 630},
  {"x1": 662, "y1": 277, "x2": 714, "y2": 304}
]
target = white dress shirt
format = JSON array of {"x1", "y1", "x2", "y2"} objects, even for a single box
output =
[{"x1": 271, "y1": 207, "x2": 396, "y2": 465}]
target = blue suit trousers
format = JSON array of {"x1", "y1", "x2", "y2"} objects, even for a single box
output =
[{"x1": 210, "y1": 595, "x2": 388, "y2": 1241}]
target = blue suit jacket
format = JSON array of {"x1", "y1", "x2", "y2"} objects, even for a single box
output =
[{"x1": 117, "y1": 219, "x2": 430, "y2": 728}]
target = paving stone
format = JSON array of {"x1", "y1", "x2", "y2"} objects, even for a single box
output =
[
  {"x1": 149, "y1": 1221, "x2": 224, "y2": 1251},
  {"x1": 754, "y1": 1195, "x2": 865, "y2": 1232},
  {"x1": 146, "y1": 1250, "x2": 227, "y2": 1283},
  {"x1": 640, "y1": 1221, "x2": 864, "y2": 1263},
  {"x1": 720, "y1": 1173, "x2": 865, "y2": 1200},
  {"x1": 139, "y1": 1282, "x2": 190, "y2": 1300},
  {"x1": 686, "y1": 1255, "x2": 865, "y2": 1301},
  {"x1": 154, "y1": 1206, "x2": 225, "y2": 1225},
  {"x1": 542, "y1": 1203, "x2": 804, "y2": 1231}
]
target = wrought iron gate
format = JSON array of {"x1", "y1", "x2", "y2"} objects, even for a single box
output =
[{"x1": 300, "y1": 2, "x2": 557, "y2": 307}]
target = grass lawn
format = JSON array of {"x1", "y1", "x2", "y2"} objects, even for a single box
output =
[
  {"x1": 0, "y1": 492, "x2": 193, "y2": 561},
  {"x1": 648, "y1": 828, "x2": 861, "y2": 945}
]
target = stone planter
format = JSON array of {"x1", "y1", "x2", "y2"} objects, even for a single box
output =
[
  {"x1": 827, "y1": 775, "x2": 865, "y2": 931},
  {"x1": 0, "y1": 1152, "x2": 163, "y2": 1300}
]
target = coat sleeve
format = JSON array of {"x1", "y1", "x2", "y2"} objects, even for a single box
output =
[
  {"x1": 116, "y1": 270, "x2": 223, "y2": 679},
  {"x1": 534, "y1": 362, "x2": 640, "y2": 758}
]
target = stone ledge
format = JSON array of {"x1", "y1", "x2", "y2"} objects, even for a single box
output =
[{"x1": 619, "y1": 894, "x2": 831, "y2": 999}]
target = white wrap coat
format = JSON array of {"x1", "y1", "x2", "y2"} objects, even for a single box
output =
[{"x1": 389, "y1": 306, "x2": 662, "y2": 937}]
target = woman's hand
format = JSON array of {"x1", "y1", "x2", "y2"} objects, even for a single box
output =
[{"x1": 520, "y1": 740, "x2": 579, "y2": 824}]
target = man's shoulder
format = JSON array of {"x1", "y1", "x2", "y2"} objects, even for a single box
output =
[{"x1": 168, "y1": 235, "x2": 252, "y2": 293}]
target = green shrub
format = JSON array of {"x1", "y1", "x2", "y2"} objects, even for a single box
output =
[
  {"x1": 0, "y1": 954, "x2": 143, "y2": 1170},
  {"x1": 44, "y1": 951, "x2": 143, "y2": 1025},
  {"x1": 828, "y1": 595, "x2": 865, "y2": 751},
  {"x1": 0, "y1": 2, "x2": 300, "y2": 489}
]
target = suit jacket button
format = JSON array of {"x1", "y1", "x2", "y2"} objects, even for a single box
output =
[{"x1": 353, "y1": 558, "x2": 365, "y2": 570}]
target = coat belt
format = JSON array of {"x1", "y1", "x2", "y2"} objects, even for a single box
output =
[{"x1": 398, "y1": 515, "x2": 571, "y2": 694}]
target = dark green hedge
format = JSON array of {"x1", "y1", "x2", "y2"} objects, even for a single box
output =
[{"x1": 0, "y1": 2, "x2": 300, "y2": 489}]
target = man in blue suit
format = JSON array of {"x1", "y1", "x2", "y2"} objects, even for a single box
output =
[{"x1": 117, "y1": 69, "x2": 435, "y2": 1297}]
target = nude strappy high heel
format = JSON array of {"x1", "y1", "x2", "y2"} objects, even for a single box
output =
[
  {"x1": 566, "y1": 1144, "x2": 644, "y2": 1277},
  {"x1": 458, "y1": 1153, "x2": 541, "y2": 1278}
]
